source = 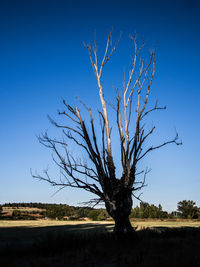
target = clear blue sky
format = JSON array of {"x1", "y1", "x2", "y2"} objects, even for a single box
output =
[{"x1": 0, "y1": 0, "x2": 200, "y2": 211}]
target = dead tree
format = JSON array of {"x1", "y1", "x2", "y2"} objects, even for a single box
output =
[{"x1": 33, "y1": 31, "x2": 181, "y2": 236}]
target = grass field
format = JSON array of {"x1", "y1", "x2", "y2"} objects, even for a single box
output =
[
  {"x1": 0, "y1": 219, "x2": 200, "y2": 229},
  {"x1": 1, "y1": 220, "x2": 200, "y2": 266},
  {"x1": 2, "y1": 207, "x2": 44, "y2": 212}
]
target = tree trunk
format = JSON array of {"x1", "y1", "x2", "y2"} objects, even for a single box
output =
[
  {"x1": 104, "y1": 184, "x2": 134, "y2": 237},
  {"x1": 113, "y1": 213, "x2": 134, "y2": 236}
]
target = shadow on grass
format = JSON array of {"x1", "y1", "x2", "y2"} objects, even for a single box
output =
[
  {"x1": 1, "y1": 224, "x2": 200, "y2": 266},
  {"x1": 0, "y1": 222, "x2": 114, "y2": 239}
]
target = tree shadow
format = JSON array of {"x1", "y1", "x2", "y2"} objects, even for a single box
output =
[
  {"x1": 0, "y1": 222, "x2": 114, "y2": 248},
  {"x1": 1, "y1": 224, "x2": 200, "y2": 266}
]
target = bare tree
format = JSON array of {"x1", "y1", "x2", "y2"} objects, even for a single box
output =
[{"x1": 33, "y1": 31, "x2": 182, "y2": 236}]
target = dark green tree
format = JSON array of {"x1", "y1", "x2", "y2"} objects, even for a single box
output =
[
  {"x1": 158, "y1": 204, "x2": 163, "y2": 218},
  {"x1": 177, "y1": 200, "x2": 198, "y2": 219},
  {"x1": 12, "y1": 210, "x2": 21, "y2": 218},
  {"x1": 46, "y1": 205, "x2": 69, "y2": 219},
  {"x1": 130, "y1": 206, "x2": 140, "y2": 218},
  {"x1": 88, "y1": 209, "x2": 101, "y2": 221},
  {"x1": 130, "y1": 203, "x2": 168, "y2": 219}
]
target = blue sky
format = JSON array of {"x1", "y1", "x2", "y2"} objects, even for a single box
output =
[{"x1": 0, "y1": 0, "x2": 200, "y2": 211}]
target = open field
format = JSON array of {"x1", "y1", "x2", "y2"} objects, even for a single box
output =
[
  {"x1": 0, "y1": 219, "x2": 113, "y2": 228},
  {"x1": 0, "y1": 219, "x2": 200, "y2": 229},
  {"x1": 132, "y1": 219, "x2": 200, "y2": 229},
  {"x1": 1, "y1": 220, "x2": 200, "y2": 266}
]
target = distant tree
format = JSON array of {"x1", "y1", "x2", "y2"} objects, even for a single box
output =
[
  {"x1": 88, "y1": 209, "x2": 100, "y2": 221},
  {"x1": 76, "y1": 207, "x2": 93, "y2": 218},
  {"x1": 158, "y1": 204, "x2": 163, "y2": 218},
  {"x1": 97, "y1": 209, "x2": 109, "y2": 221},
  {"x1": 130, "y1": 203, "x2": 168, "y2": 219},
  {"x1": 33, "y1": 31, "x2": 181, "y2": 236},
  {"x1": 161, "y1": 211, "x2": 169, "y2": 219},
  {"x1": 139, "y1": 202, "x2": 149, "y2": 218},
  {"x1": 76, "y1": 208, "x2": 86, "y2": 218},
  {"x1": 12, "y1": 210, "x2": 21, "y2": 218},
  {"x1": 197, "y1": 209, "x2": 200, "y2": 220},
  {"x1": 130, "y1": 206, "x2": 140, "y2": 218},
  {"x1": 0, "y1": 206, "x2": 2, "y2": 216},
  {"x1": 88, "y1": 209, "x2": 108, "y2": 221},
  {"x1": 46, "y1": 205, "x2": 68, "y2": 219},
  {"x1": 177, "y1": 200, "x2": 198, "y2": 219}
]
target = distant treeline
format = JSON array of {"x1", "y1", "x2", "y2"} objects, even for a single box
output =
[
  {"x1": 1, "y1": 203, "x2": 109, "y2": 221},
  {"x1": 3, "y1": 202, "x2": 66, "y2": 209},
  {"x1": 131, "y1": 203, "x2": 168, "y2": 219},
  {"x1": 1, "y1": 200, "x2": 200, "y2": 220}
]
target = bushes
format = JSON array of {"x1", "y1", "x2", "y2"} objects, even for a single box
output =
[
  {"x1": 88, "y1": 209, "x2": 109, "y2": 221},
  {"x1": 44, "y1": 205, "x2": 109, "y2": 221},
  {"x1": 46, "y1": 205, "x2": 68, "y2": 219},
  {"x1": 12, "y1": 210, "x2": 21, "y2": 219}
]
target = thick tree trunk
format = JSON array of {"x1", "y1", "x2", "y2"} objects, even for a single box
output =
[
  {"x1": 104, "y1": 184, "x2": 134, "y2": 237},
  {"x1": 113, "y1": 214, "x2": 134, "y2": 236}
]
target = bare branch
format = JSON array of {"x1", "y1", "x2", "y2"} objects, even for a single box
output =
[
  {"x1": 132, "y1": 167, "x2": 150, "y2": 191},
  {"x1": 99, "y1": 30, "x2": 121, "y2": 77},
  {"x1": 58, "y1": 110, "x2": 80, "y2": 124},
  {"x1": 138, "y1": 133, "x2": 182, "y2": 161},
  {"x1": 80, "y1": 198, "x2": 104, "y2": 208},
  {"x1": 48, "y1": 115, "x2": 84, "y2": 138},
  {"x1": 116, "y1": 89, "x2": 126, "y2": 167},
  {"x1": 141, "y1": 100, "x2": 166, "y2": 120}
]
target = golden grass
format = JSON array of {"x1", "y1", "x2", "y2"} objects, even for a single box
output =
[
  {"x1": 133, "y1": 220, "x2": 200, "y2": 230},
  {"x1": 2, "y1": 207, "x2": 44, "y2": 212},
  {"x1": 0, "y1": 219, "x2": 200, "y2": 229}
]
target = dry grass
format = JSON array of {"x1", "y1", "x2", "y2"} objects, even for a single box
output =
[
  {"x1": 2, "y1": 207, "x2": 44, "y2": 212},
  {"x1": 0, "y1": 219, "x2": 200, "y2": 229},
  {"x1": 0, "y1": 219, "x2": 113, "y2": 228},
  {"x1": 132, "y1": 219, "x2": 200, "y2": 230}
]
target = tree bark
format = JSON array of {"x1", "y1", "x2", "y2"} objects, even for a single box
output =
[
  {"x1": 113, "y1": 214, "x2": 134, "y2": 236},
  {"x1": 104, "y1": 184, "x2": 134, "y2": 237}
]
